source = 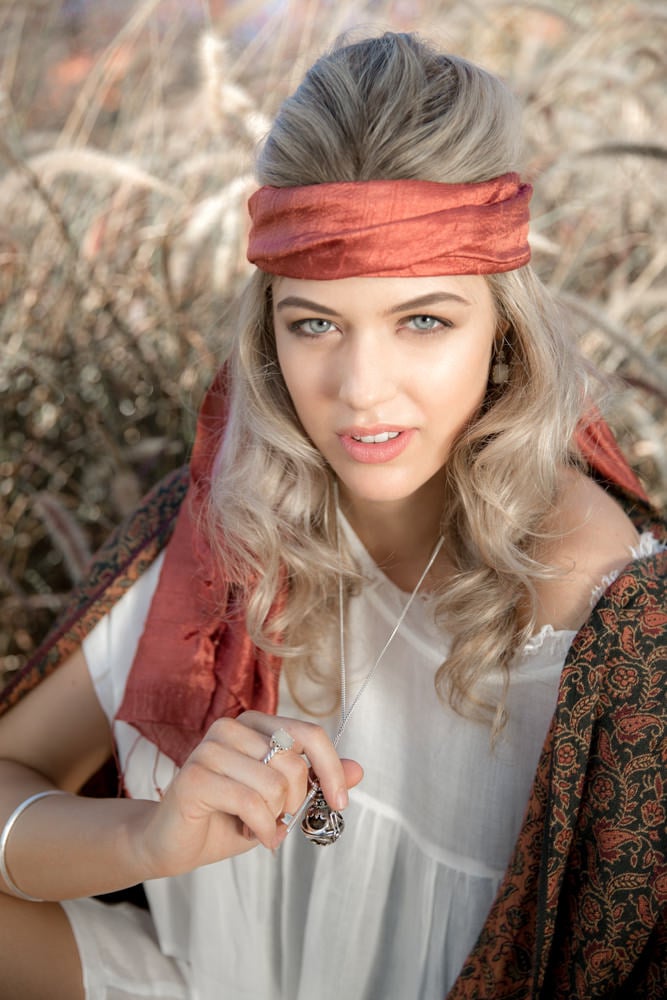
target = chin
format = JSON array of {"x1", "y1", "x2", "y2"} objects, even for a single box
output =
[{"x1": 336, "y1": 472, "x2": 431, "y2": 507}]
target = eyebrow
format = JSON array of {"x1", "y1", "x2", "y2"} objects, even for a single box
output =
[
  {"x1": 386, "y1": 292, "x2": 471, "y2": 313},
  {"x1": 274, "y1": 291, "x2": 472, "y2": 315},
  {"x1": 275, "y1": 296, "x2": 341, "y2": 316}
]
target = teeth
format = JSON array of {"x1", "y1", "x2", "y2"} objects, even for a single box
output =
[{"x1": 352, "y1": 431, "x2": 400, "y2": 443}]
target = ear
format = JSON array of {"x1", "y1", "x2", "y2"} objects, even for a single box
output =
[{"x1": 495, "y1": 317, "x2": 510, "y2": 342}]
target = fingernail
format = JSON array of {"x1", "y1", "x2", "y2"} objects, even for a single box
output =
[
  {"x1": 272, "y1": 826, "x2": 288, "y2": 852},
  {"x1": 335, "y1": 788, "x2": 348, "y2": 811}
]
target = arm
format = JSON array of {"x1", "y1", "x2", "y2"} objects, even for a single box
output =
[
  {"x1": 0, "y1": 647, "x2": 362, "y2": 902},
  {"x1": 0, "y1": 646, "x2": 148, "y2": 900}
]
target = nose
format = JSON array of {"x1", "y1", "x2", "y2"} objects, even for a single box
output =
[{"x1": 335, "y1": 329, "x2": 396, "y2": 413}]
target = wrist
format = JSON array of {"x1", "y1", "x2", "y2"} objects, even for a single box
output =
[
  {"x1": 122, "y1": 797, "x2": 166, "y2": 882},
  {"x1": 0, "y1": 790, "x2": 68, "y2": 900}
]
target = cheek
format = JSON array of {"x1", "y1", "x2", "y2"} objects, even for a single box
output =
[{"x1": 425, "y1": 337, "x2": 493, "y2": 403}]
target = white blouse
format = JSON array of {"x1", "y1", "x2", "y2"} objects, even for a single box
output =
[{"x1": 81, "y1": 525, "x2": 663, "y2": 999}]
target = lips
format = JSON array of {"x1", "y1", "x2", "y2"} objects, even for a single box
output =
[{"x1": 338, "y1": 427, "x2": 414, "y2": 463}]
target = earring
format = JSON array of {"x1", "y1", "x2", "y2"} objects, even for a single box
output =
[{"x1": 491, "y1": 342, "x2": 509, "y2": 385}]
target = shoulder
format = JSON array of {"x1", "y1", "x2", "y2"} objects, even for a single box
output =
[{"x1": 533, "y1": 468, "x2": 642, "y2": 632}]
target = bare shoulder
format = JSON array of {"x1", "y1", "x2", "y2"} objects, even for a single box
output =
[{"x1": 533, "y1": 468, "x2": 641, "y2": 632}]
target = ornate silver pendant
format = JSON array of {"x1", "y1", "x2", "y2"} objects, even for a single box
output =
[{"x1": 301, "y1": 784, "x2": 344, "y2": 846}]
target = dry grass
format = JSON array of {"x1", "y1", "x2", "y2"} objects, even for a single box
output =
[{"x1": 1, "y1": 0, "x2": 665, "y2": 681}]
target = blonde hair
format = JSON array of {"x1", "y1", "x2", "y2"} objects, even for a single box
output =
[{"x1": 207, "y1": 33, "x2": 591, "y2": 728}]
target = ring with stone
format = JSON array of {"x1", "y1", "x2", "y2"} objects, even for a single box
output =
[{"x1": 262, "y1": 727, "x2": 295, "y2": 764}]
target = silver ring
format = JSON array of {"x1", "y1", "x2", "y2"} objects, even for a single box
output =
[{"x1": 262, "y1": 727, "x2": 295, "y2": 764}]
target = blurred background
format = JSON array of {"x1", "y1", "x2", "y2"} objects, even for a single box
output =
[{"x1": 1, "y1": 0, "x2": 665, "y2": 682}]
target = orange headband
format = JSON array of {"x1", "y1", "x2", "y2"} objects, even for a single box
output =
[{"x1": 247, "y1": 173, "x2": 532, "y2": 279}]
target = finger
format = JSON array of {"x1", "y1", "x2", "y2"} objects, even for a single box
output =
[
  {"x1": 240, "y1": 712, "x2": 349, "y2": 812},
  {"x1": 204, "y1": 717, "x2": 272, "y2": 761},
  {"x1": 341, "y1": 758, "x2": 364, "y2": 791},
  {"x1": 213, "y1": 715, "x2": 364, "y2": 812},
  {"x1": 204, "y1": 717, "x2": 310, "y2": 794},
  {"x1": 204, "y1": 774, "x2": 284, "y2": 850},
  {"x1": 203, "y1": 718, "x2": 309, "y2": 817},
  {"x1": 187, "y1": 741, "x2": 292, "y2": 825},
  {"x1": 262, "y1": 751, "x2": 310, "y2": 817},
  {"x1": 172, "y1": 758, "x2": 282, "y2": 852}
]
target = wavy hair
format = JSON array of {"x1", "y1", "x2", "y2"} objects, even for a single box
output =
[{"x1": 206, "y1": 32, "x2": 593, "y2": 729}]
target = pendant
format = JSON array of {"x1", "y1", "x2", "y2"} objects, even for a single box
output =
[{"x1": 301, "y1": 782, "x2": 344, "y2": 846}]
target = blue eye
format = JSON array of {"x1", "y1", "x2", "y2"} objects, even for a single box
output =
[
  {"x1": 408, "y1": 315, "x2": 443, "y2": 331},
  {"x1": 291, "y1": 318, "x2": 336, "y2": 336}
]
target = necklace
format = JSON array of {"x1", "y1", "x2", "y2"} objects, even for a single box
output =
[{"x1": 287, "y1": 510, "x2": 444, "y2": 846}]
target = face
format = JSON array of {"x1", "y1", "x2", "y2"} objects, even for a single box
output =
[{"x1": 272, "y1": 274, "x2": 498, "y2": 515}]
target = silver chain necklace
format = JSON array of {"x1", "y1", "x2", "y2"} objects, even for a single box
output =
[{"x1": 287, "y1": 507, "x2": 444, "y2": 845}]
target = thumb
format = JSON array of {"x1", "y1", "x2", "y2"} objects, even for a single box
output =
[{"x1": 341, "y1": 758, "x2": 364, "y2": 791}]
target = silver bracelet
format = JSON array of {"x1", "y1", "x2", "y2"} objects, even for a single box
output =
[{"x1": 0, "y1": 789, "x2": 67, "y2": 902}]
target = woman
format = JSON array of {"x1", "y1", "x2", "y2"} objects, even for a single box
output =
[{"x1": 0, "y1": 32, "x2": 664, "y2": 1000}]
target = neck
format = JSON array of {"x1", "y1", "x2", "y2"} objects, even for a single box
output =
[{"x1": 337, "y1": 476, "x2": 447, "y2": 592}]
